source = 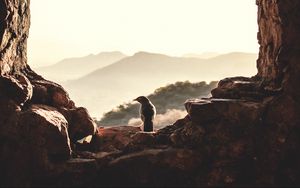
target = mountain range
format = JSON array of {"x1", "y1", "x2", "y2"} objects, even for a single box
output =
[
  {"x1": 33, "y1": 51, "x2": 257, "y2": 118},
  {"x1": 182, "y1": 52, "x2": 219, "y2": 59},
  {"x1": 33, "y1": 51, "x2": 126, "y2": 82},
  {"x1": 48, "y1": 51, "x2": 258, "y2": 118}
]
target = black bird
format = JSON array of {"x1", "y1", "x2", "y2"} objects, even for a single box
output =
[{"x1": 134, "y1": 96, "x2": 156, "y2": 132}]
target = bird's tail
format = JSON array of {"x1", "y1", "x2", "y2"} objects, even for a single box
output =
[{"x1": 143, "y1": 119, "x2": 153, "y2": 132}]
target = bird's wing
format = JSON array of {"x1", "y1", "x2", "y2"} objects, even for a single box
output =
[{"x1": 141, "y1": 104, "x2": 155, "y2": 120}]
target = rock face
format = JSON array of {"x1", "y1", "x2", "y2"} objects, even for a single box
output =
[
  {"x1": 256, "y1": 0, "x2": 300, "y2": 92},
  {"x1": 0, "y1": 0, "x2": 29, "y2": 74},
  {"x1": 1, "y1": 0, "x2": 300, "y2": 187},
  {"x1": 0, "y1": 0, "x2": 96, "y2": 186}
]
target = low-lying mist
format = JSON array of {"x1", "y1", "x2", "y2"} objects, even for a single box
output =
[
  {"x1": 98, "y1": 81, "x2": 217, "y2": 127},
  {"x1": 128, "y1": 109, "x2": 187, "y2": 130}
]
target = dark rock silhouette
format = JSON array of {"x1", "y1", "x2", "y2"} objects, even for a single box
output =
[
  {"x1": 0, "y1": 0, "x2": 96, "y2": 186},
  {"x1": 1, "y1": 0, "x2": 300, "y2": 187}
]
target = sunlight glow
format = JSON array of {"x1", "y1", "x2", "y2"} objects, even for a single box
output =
[{"x1": 28, "y1": 0, "x2": 258, "y2": 67}]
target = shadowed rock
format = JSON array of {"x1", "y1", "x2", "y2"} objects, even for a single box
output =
[
  {"x1": 18, "y1": 104, "x2": 72, "y2": 160},
  {"x1": 98, "y1": 148, "x2": 203, "y2": 187},
  {"x1": 31, "y1": 79, "x2": 75, "y2": 109},
  {"x1": 59, "y1": 107, "x2": 97, "y2": 142},
  {"x1": 89, "y1": 126, "x2": 141, "y2": 152},
  {"x1": 184, "y1": 98, "x2": 266, "y2": 125},
  {"x1": 0, "y1": 74, "x2": 33, "y2": 105},
  {"x1": 0, "y1": 0, "x2": 98, "y2": 186}
]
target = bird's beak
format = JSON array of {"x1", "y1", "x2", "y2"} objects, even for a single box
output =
[{"x1": 133, "y1": 98, "x2": 138, "y2": 102}]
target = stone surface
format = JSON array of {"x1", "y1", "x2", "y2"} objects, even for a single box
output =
[
  {"x1": 0, "y1": 0, "x2": 30, "y2": 75},
  {"x1": 0, "y1": 0, "x2": 98, "y2": 186},
  {"x1": 210, "y1": 76, "x2": 279, "y2": 100},
  {"x1": 0, "y1": 104, "x2": 72, "y2": 186},
  {"x1": 0, "y1": 74, "x2": 33, "y2": 105},
  {"x1": 31, "y1": 79, "x2": 75, "y2": 109},
  {"x1": 98, "y1": 148, "x2": 203, "y2": 187},
  {"x1": 18, "y1": 104, "x2": 72, "y2": 160},
  {"x1": 89, "y1": 126, "x2": 141, "y2": 152},
  {"x1": 184, "y1": 98, "x2": 265, "y2": 125},
  {"x1": 256, "y1": 0, "x2": 300, "y2": 91},
  {"x1": 59, "y1": 107, "x2": 97, "y2": 142}
]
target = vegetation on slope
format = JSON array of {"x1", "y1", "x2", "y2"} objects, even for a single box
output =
[{"x1": 97, "y1": 81, "x2": 218, "y2": 126}]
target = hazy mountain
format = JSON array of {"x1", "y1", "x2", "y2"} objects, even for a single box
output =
[
  {"x1": 33, "y1": 51, "x2": 127, "y2": 82},
  {"x1": 182, "y1": 52, "x2": 219, "y2": 59},
  {"x1": 62, "y1": 51, "x2": 257, "y2": 118},
  {"x1": 67, "y1": 51, "x2": 257, "y2": 87}
]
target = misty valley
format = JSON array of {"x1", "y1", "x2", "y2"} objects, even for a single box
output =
[{"x1": 33, "y1": 51, "x2": 257, "y2": 128}]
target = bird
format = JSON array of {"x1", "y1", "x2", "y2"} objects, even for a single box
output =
[{"x1": 134, "y1": 96, "x2": 156, "y2": 132}]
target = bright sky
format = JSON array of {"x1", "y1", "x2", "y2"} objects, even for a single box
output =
[{"x1": 28, "y1": 0, "x2": 259, "y2": 67}]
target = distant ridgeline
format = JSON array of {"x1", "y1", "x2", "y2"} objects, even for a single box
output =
[{"x1": 98, "y1": 81, "x2": 218, "y2": 126}]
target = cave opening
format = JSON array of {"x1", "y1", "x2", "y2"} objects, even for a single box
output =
[{"x1": 28, "y1": 0, "x2": 259, "y2": 126}]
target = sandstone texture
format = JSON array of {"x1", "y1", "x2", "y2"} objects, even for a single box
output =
[{"x1": 1, "y1": 0, "x2": 300, "y2": 187}]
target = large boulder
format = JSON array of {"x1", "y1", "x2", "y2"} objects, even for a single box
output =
[
  {"x1": 89, "y1": 126, "x2": 141, "y2": 152},
  {"x1": 18, "y1": 104, "x2": 72, "y2": 161},
  {"x1": 0, "y1": 74, "x2": 33, "y2": 105},
  {"x1": 0, "y1": 104, "x2": 72, "y2": 186},
  {"x1": 59, "y1": 107, "x2": 97, "y2": 142},
  {"x1": 31, "y1": 79, "x2": 75, "y2": 109},
  {"x1": 184, "y1": 98, "x2": 266, "y2": 126}
]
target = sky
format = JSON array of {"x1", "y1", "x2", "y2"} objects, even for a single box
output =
[{"x1": 28, "y1": 0, "x2": 259, "y2": 67}]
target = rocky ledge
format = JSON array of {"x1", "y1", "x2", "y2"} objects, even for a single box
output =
[
  {"x1": 18, "y1": 75, "x2": 298, "y2": 186},
  {"x1": 0, "y1": 68, "x2": 97, "y2": 186}
]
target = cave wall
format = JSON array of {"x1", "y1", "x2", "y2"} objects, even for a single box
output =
[
  {"x1": 0, "y1": 0, "x2": 30, "y2": 75},
  {"x1": 256, "y1": 1, "x2": 300, "y2": 185},
  {"x1": 256, "y1": 0, "x2": 300, "y2": 93},
  {"x1": 0, "y1": 0, "x2": 97, "y2": 186}
]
